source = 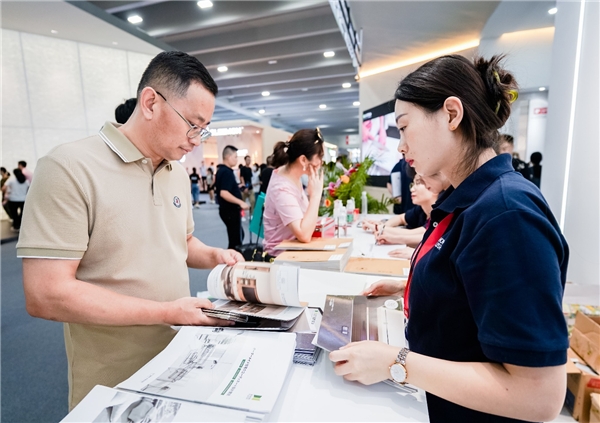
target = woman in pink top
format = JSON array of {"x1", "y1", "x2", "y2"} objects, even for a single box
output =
[{"x1": 263, "y1": 128, "x2": 325, "y2": 255}]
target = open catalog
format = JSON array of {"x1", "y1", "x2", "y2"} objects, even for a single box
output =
[
  {"x1": 314, "y1": 295, "x2": 418, "y2": 394},
  {"x1": 62, "y1": 326, "x2": 297, "y2": 422},
  {"x1": 204, "y1": 262, "x2": 306, "y2": 330}
]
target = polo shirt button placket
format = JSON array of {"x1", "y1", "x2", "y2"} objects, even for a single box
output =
[{"x1": 142, "y1": 159, "x2": 148, "y2": 164}]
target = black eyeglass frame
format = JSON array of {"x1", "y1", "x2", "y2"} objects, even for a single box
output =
[{"x1": 155, "y1": 90, "x2": 212, "y2": 141}]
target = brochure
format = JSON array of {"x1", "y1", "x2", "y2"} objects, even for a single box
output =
[
  {"x1": 61, "y1": 385, "x2": 266, "y2": 423},
  {"x1": 205, "y1": 262, "x2": 305, "y2": 325},
  {"x1": 314, "y1": 295, "x2": 417, "y2": 394},
  {"x1": 117, "y1": 327, "x2": 296, "y2": 414}
]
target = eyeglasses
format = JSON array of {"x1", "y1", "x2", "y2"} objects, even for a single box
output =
[{"x1": 155, "y1": 90, "x2": 212, "y2": 141}]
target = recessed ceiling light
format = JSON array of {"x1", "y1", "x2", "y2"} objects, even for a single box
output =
[
  {"x1": 261, "y1": 91, "x2": 270, "y2": 97},
  {"x1": 305, "y1": 118, "x2": 317, "y2": 122},
  {"x1": 197, "y1": 1, "x2": 213, "y2": 9},
  {"x1": 268, "y1": 60, "x2": 277, "y2": 65},
  {"x1": 50, "y1": 29, "x2": 58, "y2": 34},
  {"x1": 112, "y1": 41, "x2": 118, "y2": 45},
  {"x1": 323, "y1": 51, "x2": 335, "y2": 58},
  {"x1": 539, "y1": 87, "x2": 547, "y2": 91},
  {"x1": 548, "y1": 7, "x2": 557, "y2": 15},
  {"x1": 258, "y1": 109, "x2": 266, "y2": 114},
  {"x1": 217, "y1": 65, "x2": 228, "y2": 72},
  {"x1": 342, "y1": 83, "x2": 351, "y2": 88},
  {"x1": 319, "y1": 104, "x2": 327, "y2": 109},
  {"x1": 353, "y1": 101, "x2": 360, "y2": 106},
  {"x1": 128, "y1": 15, "x2": 143, "y2": 24},
  {"x1": 344, "y1": 128, "x2": 356, "y2": 132},
  {"x1": 301, "y1": 88, "x2": 308, "y2": 92}
]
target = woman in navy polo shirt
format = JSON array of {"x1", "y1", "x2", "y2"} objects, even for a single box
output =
[{"x1": 329, "y1": 54, "x2": 569, "y2": 423}]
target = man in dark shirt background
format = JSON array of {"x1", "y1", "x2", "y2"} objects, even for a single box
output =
[
  {"x1": 498, "y1": 134, "x2": 531, "y2": 180},
  {"x1": 189, "y1": 167, "x2": 201, "y2": 208},
  {"x1": 259, "y1": 155, "x2": 274, "y2": 194},
  {"x1": 239, "y1": 155, "x2": 254, "y2": 215},
  {"x1": 388, "y1": 158, "x2": 414, "y2": 215},
  {"x1": 215, "y1": 146, "x2": 249, "y2": 249}
]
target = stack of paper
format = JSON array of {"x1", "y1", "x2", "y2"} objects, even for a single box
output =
[
  {"x1": 293, "y1": 333, "x2": 322, "y2": 366},
  {"x1": 274, "y1": 239, "x2": 353, "y2": 272}
]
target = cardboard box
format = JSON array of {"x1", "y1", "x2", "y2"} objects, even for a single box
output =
[
  {"x1": 591, "y1": 393, "x2": 600, "y2": 423},
  {"x1": 566, "y1": 348, "x2": 600, "y2": 423},
  {"x1": 571, "y1": 312, "x2": 600, "y2": 374}
]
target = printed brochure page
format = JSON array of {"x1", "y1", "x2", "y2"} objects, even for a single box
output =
[
  {"x1": 61, "y1": 385, "x2": 265, "y2": 423},
  {"x1": 117, "y1": 327, "x2": 296, "y2": 414},
  {"x1": 208, "y1": 262, "x2": 301, "y2": 307}
]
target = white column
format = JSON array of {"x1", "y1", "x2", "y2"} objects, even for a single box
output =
[{"x1": 543, "y1": 0, "x2": 599, "y2": 285}]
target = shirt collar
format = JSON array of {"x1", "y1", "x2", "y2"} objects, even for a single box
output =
[
  {"x1": 99, "y1": 121, "x2": 145, "y2": 163},
  {"x1": 434, "y1": 154, "x2": 515, "y2": 214}
]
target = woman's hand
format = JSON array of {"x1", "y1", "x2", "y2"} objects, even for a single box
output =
[
  {"x1": 361, "y1": 219, "x2": 382, "y2": 232},
  {"x1": 375, "y1": 227, "x2": 408, "y2": 245},
  {"x1": 329, "y1": 341, "x2": 399, "y2": 385},
  {"x1": 362, "y1": 279, "x2": 406, "y2": 297},
  {"x1": 307, "y1": 165, "x2": 324, "y2": 199},
  {"x1": 388, "y1": 248, "x2": 414, "y2": 259}
]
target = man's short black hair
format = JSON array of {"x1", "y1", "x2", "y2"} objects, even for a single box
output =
[
  {"x1": 115, "y1": 98, "x2": 137, "y2": 124},
  {"x1": 18, "y1": 160, "x2": 27, "y2": 167},
  {"x1": 223, "y1": 145, "x2": 238, "y2": 160},
  {"x1": 501, "y1": 134, "x2": 514, "y2": 145},
  {"x1": 137, "y1": 51, "x2": 218, "y2": 99}
]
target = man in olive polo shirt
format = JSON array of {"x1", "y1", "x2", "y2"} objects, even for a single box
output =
[{"x1": 17, "y1": 51, "x2": 243, "y2": 410}]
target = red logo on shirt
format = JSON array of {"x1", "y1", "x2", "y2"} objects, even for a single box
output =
[{"x1": 173, "y1": 196, "x2": 181, "y2": 208}]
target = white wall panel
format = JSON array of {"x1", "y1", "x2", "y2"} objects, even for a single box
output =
[
  {"x1": 127, "y1": 51, "x2": 154, "y2": 98},
  {"x1": 20, "y1": 32, "x2": 86, "y2": 130},
  {"x1": 2, "y1": 127, "x2": 36, "y2": 171},
  {"x1": 33, "y1": 128, "x2": 90, "y2": 160},
  {"x1": 1, "y1": 29, "x2": 32, "y2": 128},
  {"x1": 79, "y1": 44, "x2": 130, "y2": 131}
]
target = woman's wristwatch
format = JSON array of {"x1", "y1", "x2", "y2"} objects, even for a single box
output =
[{"x1": 389, "y1": 347, "x2": 410, "y2": 384}]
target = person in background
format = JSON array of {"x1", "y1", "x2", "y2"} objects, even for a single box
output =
[
  {"x1": 335, "y1": 156, "x2": 347, "y2": 172},
  {"x1": 189, "y1": 167, "x2": 201, "y2": 208},
  {"x1": 387, "y1": 157, "x2": 414, "y2": 214},
  {"x1": 1, "y1": 167, "x2": 11, "y2": 220},
  {"x1": 330, "y1": 54, "x2": 568, "y2": 423},
  {"x1": 259, "y1": 155, "x2": 274, "y2": 194},
  {"x1": 200, "y1": 160, "x2": 208, "y2": 192},
  {"x1": 206, "y1": 166, "x2": 215, "y2": 204},
  {"x1": 263, "y1": 129, "x2": 324, "y2": 256},
  {"x1": 386, "y1": 174, "x2": 443, "y2": 259},
  {"x1": 2, "y1": 168, "x2": 29, "y2": 231},
  {"x1": 251, "y1": 163, "x2": 261, "y2": 198},
  {"x1": 115, "y1": 98, "x2": 137, "y2": 124},
  {"x1": 17, "y1": 161, "x2": 33, "y2": 183},
  {"x1": 529, "y1": 152, "x2": 543, "y2": 188},
  {"x1": 17, "y1": 51, "x2": 242, "y2": 410},
  {"x1": 498, "y1": 134, "x2": 530, "y2": 179},
  {"x1": 239, "y1": 155, "x2": 255, "y2": 215},
  {"x1": 215, "y1": 145, "x2": 250, "y2": 249},
  {"x1": 366, "y1": 171, "x2": 450, "y2": 248}
]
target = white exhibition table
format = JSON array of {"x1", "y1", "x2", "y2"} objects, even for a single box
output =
[{"x1": 270, "y1": 268, "x2": 429, "y2": 422}]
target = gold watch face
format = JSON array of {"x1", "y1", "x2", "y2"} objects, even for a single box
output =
[{"x1": 390, "y1": 363, "x2": 407, "y2": 383}]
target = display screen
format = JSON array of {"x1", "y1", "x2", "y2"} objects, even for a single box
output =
[{"x1": 361, "y1": 100, "x2": 402, "y2": 176}]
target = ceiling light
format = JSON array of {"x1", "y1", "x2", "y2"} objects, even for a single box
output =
[
  {"x1": 197, "y1": 0, "x2": 213, "y2": 9},
  {"x1": 323, "y1": 51, "x2": 335, "y2": 58},
  {"x1": 261, "y1": 91, "x2": 270, "y2": 97},
  {"x1": 217, "y1": 65, "x2": 228, "y2": 72},
  {"x1": 128, "y1": 15, "x2": 143, "y2": 24},
  {"x1": 268, "y1": 60, "x2": 277, "y2": 65},
  {"x1": 258, "y1": 109, "x2": 266, "y2": 114},
  {"x1": 301, "y1": 88, "x2": 308, "y2": 92},
  {"x1": 112, "y1": 41, "x2": 118, "y2": 45},
  {"x1": 342, "y1": 83, "x2": 351, "y2": 88},
  {"x1": 359, "y1": 39, "x2": 480, "y2": 79},
  {"x1": 353, "y1": 101, "x2": 360, "y2": 106},
  {"x1": 50, "y1": 30, "x2": 58, "y2": 34},
  {"x1": 319, "y1": 104, "x2": 327, "y2": 109},
  {"x1": 344, "y1": 128, "x2": 356, "y2": 132},
  {"x1": 548, "y1": 7, "x2": 557, "y2": 15},
  {"x1": 539, "y1": 87, "x2": 547, "y2": 91}
]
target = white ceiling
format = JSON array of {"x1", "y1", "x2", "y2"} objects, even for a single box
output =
[{"x1": 1, "y1": 0, "x2": 557, "y2": 138}]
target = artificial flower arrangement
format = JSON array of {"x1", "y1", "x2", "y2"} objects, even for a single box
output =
[{"x1": 320, "y1": 156, "x2": 392, "y2": 216}]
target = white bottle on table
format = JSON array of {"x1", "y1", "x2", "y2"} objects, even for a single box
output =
[{"x1": 361, "y1": 191, "x2": 368, "y2": 216}]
